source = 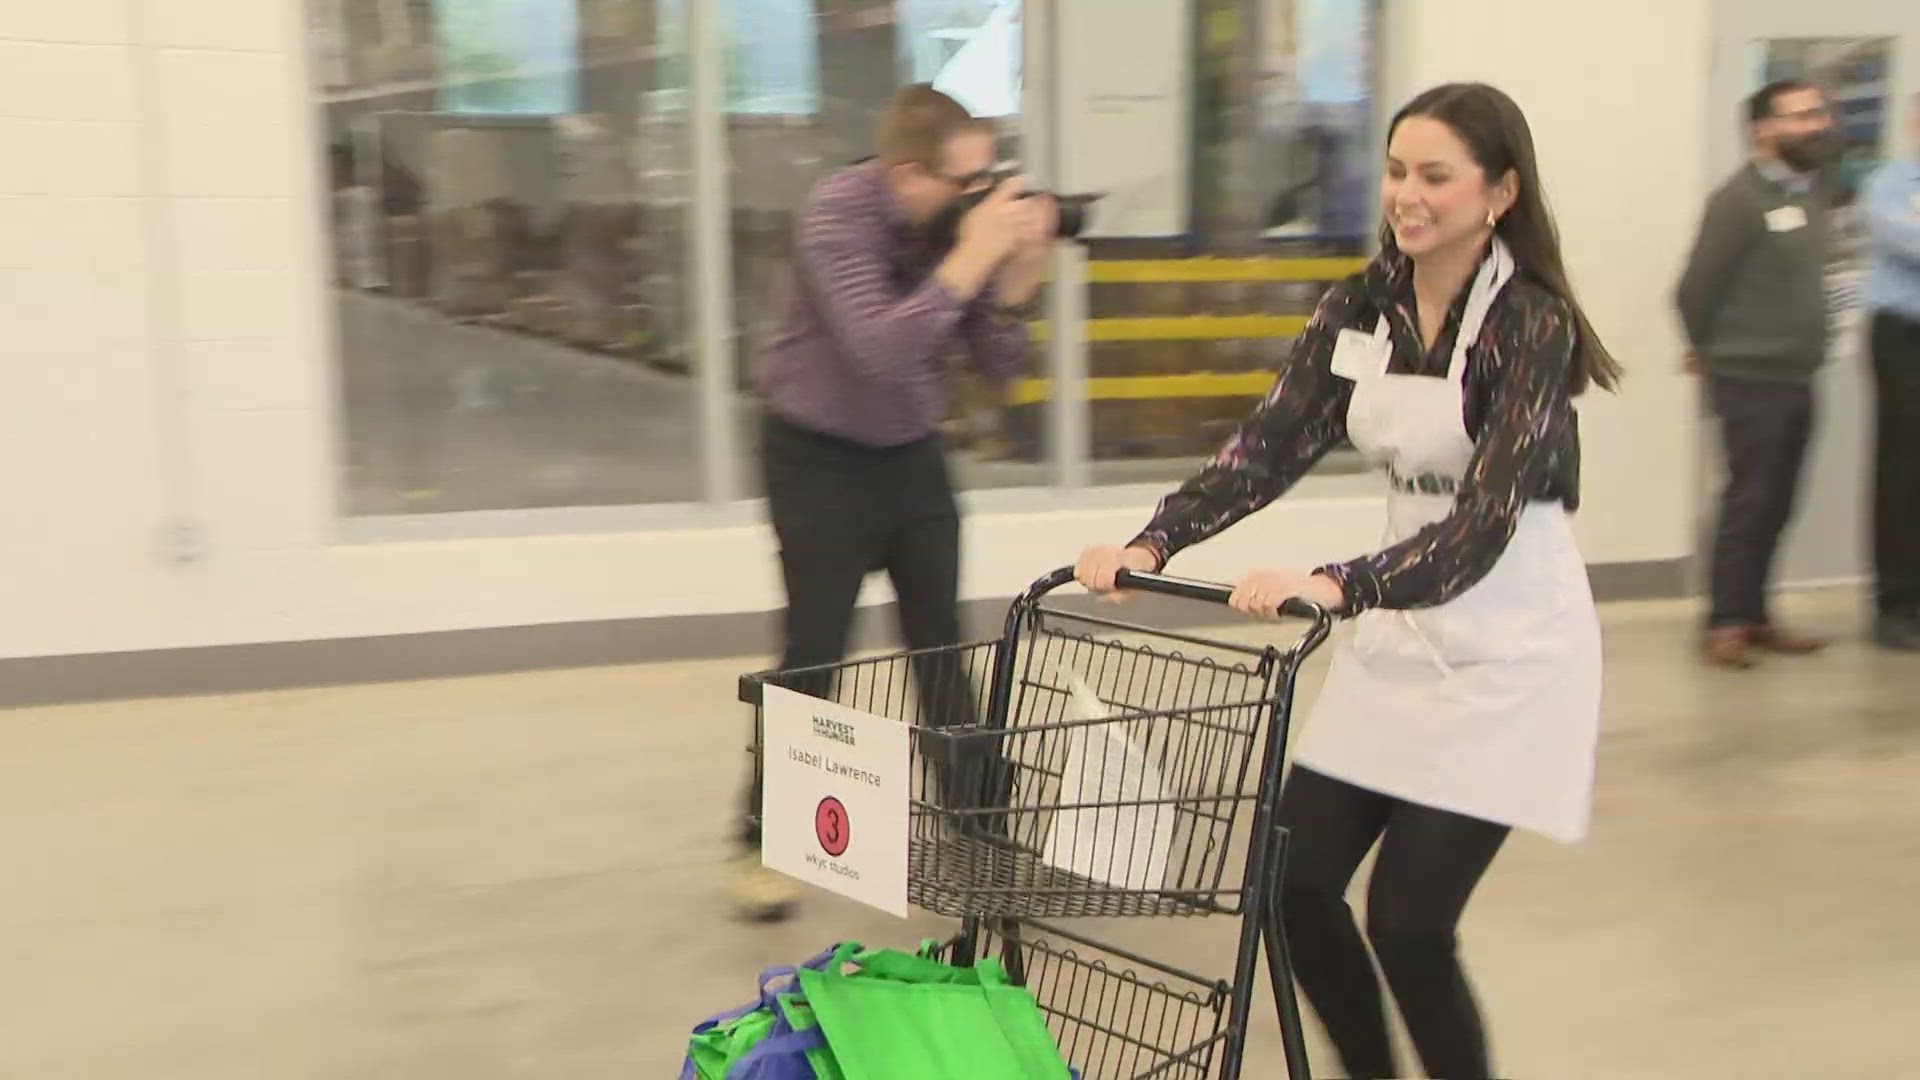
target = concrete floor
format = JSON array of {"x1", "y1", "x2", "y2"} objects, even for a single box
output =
[{"x1": 1, "y1": 588, "x2": 1915, "y2": 1078}]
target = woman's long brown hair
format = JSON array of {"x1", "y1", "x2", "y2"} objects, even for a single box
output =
[{"x1": 1384, "y1": 83, "x2": 1623, "y2": 394}]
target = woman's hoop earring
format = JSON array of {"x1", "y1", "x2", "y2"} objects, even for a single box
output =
[{"x1": 1486, "y1": 209, "x2": 1499, "y2": 228}]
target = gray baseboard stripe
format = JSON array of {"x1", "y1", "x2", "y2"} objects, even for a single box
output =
[{"x1": 1, "y1": 558, "x2": 1689, "y2": 709}]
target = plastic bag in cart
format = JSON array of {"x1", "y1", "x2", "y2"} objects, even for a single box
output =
[{"x1": 1039, "y1": 666, "x2": 1174, "y2": 891}]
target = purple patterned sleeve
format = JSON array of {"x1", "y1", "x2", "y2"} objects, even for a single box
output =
[
  {"x1": 792, "y1": 180, "x2": 967, "y2": 387},
  {"x1": 958, "y1": 291, "x2": 1033, "y2": 385},
  {"x1": 1320, "y1": 294, "x2": 1579, "y2": 613},
  {"x1": 1128, "y1": 288, "x2": 1356, "y2": 567}
]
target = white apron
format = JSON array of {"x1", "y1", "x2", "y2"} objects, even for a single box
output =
[{"x1": 1293, "y1": 239, "x2": 1603, "y2": 843}]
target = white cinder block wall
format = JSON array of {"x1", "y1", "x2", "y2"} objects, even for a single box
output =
[{"x1": 0, "y1": 0, "x2": 1711, "y2": 661}]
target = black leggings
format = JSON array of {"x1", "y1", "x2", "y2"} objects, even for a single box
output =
[{"x1": 1273, "y1": 766, "x2": 1510, "y2": 1080}]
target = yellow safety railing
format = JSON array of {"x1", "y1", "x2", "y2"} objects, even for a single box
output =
[
  {"x1": 1014, "y1": 256, "x2": 1362, "y2": 404},
  {"x1": 1030, "y1": 315, "x2": 1309, "y2": 343},
  {"x1": 1085, "y1": 256, "x2": 1367, "y2": 284},
  {"x1": 1008, "y1": 371, "x2": 1275, "y2": 407}
]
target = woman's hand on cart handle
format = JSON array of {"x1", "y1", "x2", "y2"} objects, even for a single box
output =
[
  {"x1": 1069, "y1": 558, "x2": 1336, "y2": 622},
  {"x1": 1228, "y1": 568, "x2": 1346, "y2": 621},
  {"x1": 1073, "y1": 545, "x2": 1161, "y2": 603}
]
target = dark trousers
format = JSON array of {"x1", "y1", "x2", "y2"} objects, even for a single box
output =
[
  {"x1": 1707, "y1": 376, "x2": 1815, "y2": 629},
  {"x1": 1273, "y1": 767, "x2": 1510, "y2": 1080},
  {"x1": 1870, "y1": 312, "x2": 1920, "y2": 617},
  {"x1": 739, "y1": 412, "x2": 981, "y2": 846}
]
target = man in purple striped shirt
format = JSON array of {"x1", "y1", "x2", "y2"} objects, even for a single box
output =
[{"x1": 731, "y1": 85, "x2": 1055, "y2": 919}]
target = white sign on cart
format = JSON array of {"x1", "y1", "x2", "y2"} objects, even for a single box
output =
[{"x1": 760, "y1": 685, "x2": 912, "y2": 918}]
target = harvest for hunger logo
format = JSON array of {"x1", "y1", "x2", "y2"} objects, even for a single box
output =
[{"x1": 813, "y1": 715, "x2": 856, "y2": 746}]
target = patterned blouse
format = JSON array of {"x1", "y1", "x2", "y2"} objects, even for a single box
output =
[{"x1": 1130, "y1": 247, "x2": 1584, "y2": 615}]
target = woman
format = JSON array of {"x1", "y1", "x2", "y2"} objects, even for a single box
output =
[{"x1": 1076, "y1": 83, "x2": 1619, "y2": 1080}]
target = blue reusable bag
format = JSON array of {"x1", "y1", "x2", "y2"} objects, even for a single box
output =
[
  {"x1": 726, "y1": 994, "x2": 838, "y2": 1080},
  {"x1": 680, "y1": 944, "x2": 847, "y2": 1080}
]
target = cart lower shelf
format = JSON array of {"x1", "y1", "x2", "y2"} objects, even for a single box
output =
[{"x1": 948, "y1": 917, "x2": 1233, "y2": 1080}]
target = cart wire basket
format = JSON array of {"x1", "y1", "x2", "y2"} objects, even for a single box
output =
[
  {"x1": 740, "y1": 569, "x2": 1330, "y2": 921},
  {"x1": 738, "y1": 566, "x2": 1334, "y2": 1079},
  {"x1": 944, "y1": 916, "x2": 1237, "y2": 1080}
]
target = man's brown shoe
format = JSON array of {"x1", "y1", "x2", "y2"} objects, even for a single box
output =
[
  {"x1": 1751, "y1": 624, "x2": 1828, "y2": 655},
  {"x1": 1704, "y1": 626, "x2": 1755, "y2": 669}
]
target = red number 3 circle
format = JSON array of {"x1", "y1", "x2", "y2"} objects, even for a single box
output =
[{"x1": 815, "y1": 796, "x2": 850, "y2": 858}]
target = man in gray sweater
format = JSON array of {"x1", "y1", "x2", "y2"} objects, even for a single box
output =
[{"x1": 1676, "y1": 79, "x2": 1835, "y2": 668}]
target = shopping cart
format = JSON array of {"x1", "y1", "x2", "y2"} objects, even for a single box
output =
[{"x1": 738, "y1": 566, "x2": 1333, "y2": 1079}]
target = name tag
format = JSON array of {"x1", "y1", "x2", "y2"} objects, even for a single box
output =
[
  {"x1": 1765, "y1": 205, "x2": 1807, "y2": 233},
  {"x1": 1330, "y1": 328, "x2": 1386, "y2": 381}
]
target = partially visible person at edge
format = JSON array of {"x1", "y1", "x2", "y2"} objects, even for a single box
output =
[
  {"x1": 1077, "y1": 82, "x2": 1616, "y2": 1080},
  {"x1": 728, "y1": 84, "x2": 1057, "y2": 921},
  {"x1": 1675, "y1": 79, "x2": 1836, "y2": 668},
  {"x1": 1859, "y1": 94, "x2": 1920, "y2": 651}
]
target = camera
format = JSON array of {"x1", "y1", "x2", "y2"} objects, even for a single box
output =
[{"x1": 958, "y1": 174, "x2": 1103, "y2": 241}]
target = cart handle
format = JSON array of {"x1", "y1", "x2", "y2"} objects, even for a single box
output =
[
  {"x1": 1020, "y1": 565, "x2": 1329, "y2": 622},
  {"x1": 1117, "y1": 568, "x2": 1325, "y2": 621}
]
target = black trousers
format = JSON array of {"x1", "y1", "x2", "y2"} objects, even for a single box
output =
[
  {"x1": 1707, "y1": 376, "x2": 1815, "y2": 629},
  {"x1": 1272, "y1": 766, "x2": 1510, "y2": 1080},
  {"x1": 739, "y1": 412, "x2": 982, "y2": 846},
  {"x1": 1870, "y1": 312, "x2": 1920, "y2": 617}
]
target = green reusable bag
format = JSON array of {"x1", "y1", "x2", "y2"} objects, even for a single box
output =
[
  {"x1": 773, "y1": 994, "x2": 845, "y2": 1080},
  {"x1": 682, "y1": 942, "x2": 852, "y2": 1080},
  {"x1": 684, "y1": 1006, "x2": 779, "y2": 1080},
  {"x1": 796, "y1": 944, "x2": 1071, "y2": 1080}
]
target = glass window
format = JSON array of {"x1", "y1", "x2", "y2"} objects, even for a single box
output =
[
  {"x1": 305, "y1": 0, "x2": 1377, "y2": 522},
  {"x1": 903, "y1": 0, "x2": 1023, "y2": 118},
  {"x1": 1064, "y1": 0, "x2": 1378, "y2": 483},
  {"x1": 311, "y1": 0, "x2": 702, "y2": 514},
  {"x1": 436, "y1": 0, "x2": 582, "y2": 115},
  {"x1": 657, "y1": 0, "x2": 823, "y2": 115}
]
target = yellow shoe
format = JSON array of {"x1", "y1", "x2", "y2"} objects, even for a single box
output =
[{"x1": 728, "y1": 855, "x2": 798, "y2": 923}]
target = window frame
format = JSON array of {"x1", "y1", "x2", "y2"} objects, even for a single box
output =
[{"x1": 314, "y1": 0, "x2": 1385, "y2": 540}]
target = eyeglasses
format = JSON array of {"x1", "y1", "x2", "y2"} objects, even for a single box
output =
[
  {"x1": 1773, "y1": 104, "x2": 1832, "y2": 122},
  {"x1": 926, "y1": 166, "x2": 996, "y2": 189}
]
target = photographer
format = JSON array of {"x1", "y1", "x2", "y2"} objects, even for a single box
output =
[{"x1": 730, "y1": 84, "x2": 1055, "y2": 920}]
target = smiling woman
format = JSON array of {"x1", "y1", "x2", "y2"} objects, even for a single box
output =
[{"x1": 1078, "y1": 82, "x2": 1616, "y2": 1080}]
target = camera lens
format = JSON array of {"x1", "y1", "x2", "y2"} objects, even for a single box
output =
[
  {"x1": 1014, "y1": 189, "x2": 1102, "y2": 240},
  {"x1": 1052, "y1": 194, "x2": 1100, "y2": 240}
]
